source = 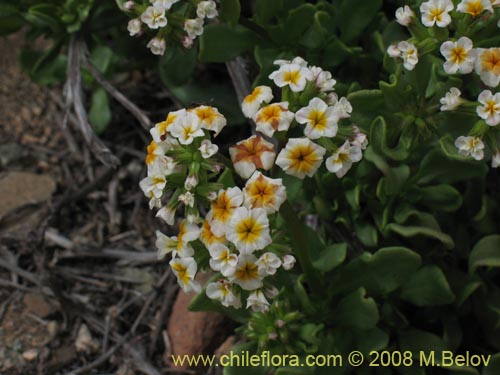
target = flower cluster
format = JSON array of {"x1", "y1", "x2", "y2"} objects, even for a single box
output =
[
  {"x1": 239, "y1": 57, "x2": 368, "y2": 180},
  {"x1": 388, "y1": 2, "x2": 500, "y2": 166},
  {"x1": 140, "y1": 103, "x2": 297, "y2": 313},
  {"x1": 123, "y1": 0, "x2": 218, "y2": 55},
  {"x1": 141, "y1": 57, "x2": 368, "y2": 313}
]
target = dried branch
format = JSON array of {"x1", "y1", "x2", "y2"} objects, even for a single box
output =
[
  {"x1": 65, "y1": 35, "x2": 119, "y2": 167},
  {"x1": 84, "y1": 58, "x2": 153, "y2": 131}
]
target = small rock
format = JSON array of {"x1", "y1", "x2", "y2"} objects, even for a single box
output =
[
  {"x1": 22, "y1": 349, "x2": 38, "y2": 362},
  {"x1": 0, "y1": 172, "x2": 56, "y2": 219},
  {"x1": 75, "y1": 324, "x2": 100, "y2": 354},
  {"x1": 166, "y1": 274, "x2": 230, "y2": 369},
  {"x1": 23, "y1": 294, "x2": 57, "y2": 318}
]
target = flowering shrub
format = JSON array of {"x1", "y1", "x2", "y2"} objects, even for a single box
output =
[{"x1": 5, "y1": 0, "x2": 500, "y2": 373}]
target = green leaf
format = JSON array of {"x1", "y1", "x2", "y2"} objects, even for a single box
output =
[
  {"x1": 254, "y1": 0, "x2": 283, "y2": 25},
  {"x1": 400, "y1": 265, "x2": 456, "y2": 306},
  {"x1": 217, "y1": 168, "x2": 235, "y2": 189},
  {"x1": 267, "y1": 4, "x2": 315, "y2": 45},
  {"x1": 25, "y1": 4, "x2": 62, "y2": 33},
  {"x1": 312, "y1": 243, "x2": 347, "y2": 272},
  {"x1": 199, "y1": 24, "x2": 256, "y2": 62},
  {"x1": 370, "y1": 117, "x2": 411, "y2": 161},
  {"x1": 387, "y1": 223, "x2": 455, "y2": 249},
  {"x1": 159, "y1": 44, "x2": 197, "y2": 87},
  {"x1": 415, "y1": 184, "x2": 463, "y2": 212},
  {"x1": 416, "y1": 149, "x2": 488, "y2": 184},
  {"x1": 399, "y1": 328, "x2": 448, "y2": 358},
  {"x1": 334, "y1": 288, "x2": 379, "y2": 330},
  {"x1": 89, "y1": 88, "x2": 112, "y2": 134},
  {"x1": 0, "y1": 4, "x2": 24, "y2": 35},
  {"x1": 469, "y1": 235, "x2": 500, "y2": 273},
  {"x1": 347, "y1": 89, "x2": 384, "y2": 126},
  {"x1": 219, "y1": 0, "x2": 240, "y2": 24},
  {"x1": 90, "y1": 45, "x2": 114, "y2": 74},
  {"x1": 336, "y1": 0, "x2": 382, "y2": 43},
  {"x1": 354, "y1": 222, "x2": 378, "y2": 247},
  {"x1": 330, "y1": 247, "x2": 422, "y2": 296},
  {"x1": 19, "y1": 49, "x2": 67, "y2": 85}
]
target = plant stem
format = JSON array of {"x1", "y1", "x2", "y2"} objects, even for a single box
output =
[{"x1": 279, "y1": 201, "x2": 322, "y2": 294}]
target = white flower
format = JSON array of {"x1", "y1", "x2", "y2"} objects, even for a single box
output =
[
  {"x1": 420, "y1": 0, "x2": 453, "y2": 27},
  {"x1": 243, "y1": 171, "x2": 287, "y2": 214},
  {"x1": 170, "y1": 257, "x2": 201, "y2": 293},
  {"x1": 276, "y1": 138, "x2": 326, "y2": 179},
  {"x1": 396, "y1": 5, "x2": 415, "y2": 26},
  {"x1": 169, "y1": 111, "x2": 204, "y2": 145},
  {"x1": 145, "y1": 140, "x2": 174, "y2": 170},
  {"x1": 263, "y1": 286, "x2": 279, "y2": 299},
  {"x1": 455, "y1": 136, "x2": 485, "y2": 160},
  {"x1": 198, "y1": 140, "x2": 219, "y2": 159},
  {"x1": 175, "y1": 221, "x2": 200, "y2": 257},
  {"x1": 457, "y1": 0, "x2": 493, "y2": 17},
  {"x1": 127, "y1": 19, "x2": 141, "y2": 36},
  {"x1": 206, "y1": 187, "x2": 244, "y2": 237},
  {"x1": 184, "y1": 18, "x2": 204, "y2": 39},
  {"x1": 178, "y1": 192, "x2": 195, "y2": 207},
  {"x1": 440, "y1": 37, "x2": 475, "y2": 74},
  {"x1": 184, "y1": 175, "x2": 199, "y2": 191},
  {"x1": 229, "y1": 135, "x2": 276, "y2": 179},
  {"x1": 269, "y1": 63, "x2": 313, "y2": 92},
  {"x1": 141, "y1": 6, "x2": 167, "y2": 29},
  {"x1": 230, "y1": 254, "x2": 263, "y2": 290},
  {"x1": 440, "y1": 87, "x2": 463, "y2": 111},
  {"x1": 282, "y1": 255, "x2": 296, "y2": 270},
  {"x1": 147, "y1": 37, "x2": 166, "y2": 56},
  {"x1": 226, "y1": 207, "x2": 272, "y2": 254},
  {"x1": 254, "y1": 102, "x2": 295, "y2": 138},
  {"x1": 246, "y1": 290, "x2": 270, "y2": 312},
  {"x1": 192, "y1": 106, "x2": 226, "y2": 135},
  {"x1": 491, "y1": 151, "x2": 500, "y2": 168},
  {"x1": 295, "y1": 98, "x2": 338, "y2": 140},
  {"x1": 197, "y1": 0, "x2": 218, "y2": 19},
  {"x1": 331, "y1": 96, "x2": 353, "y2": 120},
  {"x1": 206, "y1": 280, "x2": 241, "y2": 308},
  {"x1": 208, "y1": 243, "x2": 238, "y2": 277},
  {"x1": 124, "y1": 1, "x2": 135, "y2": 11},
  {"x1": 310, "y1": 67, "x2": 336, "y2": 92},
  {"x1": 477, "y1": 90, "x2": 500, "y2": 126},
  {"x1": 274, "y1": 57, "x2": 308, "y2": 67},
  {"x1": 151, "y1": 109, "x2": 185, "y2": 142},
  {"x1": 200, "y1": 219, "x2": 225, "y2": 250},
  {"x1": 139, "y1": 174, "x2": 166, "y2": 199},
  {"x1": 156, "y1": 206, "x2": 175, "y2": 225},
  {"x1": 156, "y1": 230, "x2": 177, "y2": 259},
  {"x1": 325, "y1": 140, "x2": 363, "y2": 178},
  {"x1": 387, "y1": 44, "x2": 401, "y2": 58},
  {"x1": 351, "y1": 125, "x2": 369, "y2": 150},
  {"x1": 152, "y1": 0, "x2": 180, "y2": 10},
  {"x1": 256, "y1": 252, "x2": 282, "y2": 276},
  {"x1": 148, "y1": 195, "x2": 162, "y2": 210},
  {"x1": 182, "y1": 36, "x2": 194, "y2": 49},
  {"x1": 241, "y1": 86, "x2": 274, "y2": 119},
  {"x1": 397, "y1": 41, "x2": 419, "y2": 71},
  {"x1": 474, "y1": 48, "x2": 500, "y2": 87}
]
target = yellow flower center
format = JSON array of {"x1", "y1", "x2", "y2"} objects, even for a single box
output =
[
  {"x1": 234, "y1": 262, "x2": 259, "y2": 281},
  {"x1": 201, "y1": 221, "x2": 224, "y2": 246},
  {"x1": 465, "y1": 0, "x2": 485, "y2": 16},
  {"x1": 255, "y1": 104, "x2": 286, "y2": 130},
  {"x1": 171, "y1": 263, "x2": 190, "y2": 285},
  {"x1": 235, "y1": 217, "x2": 263, "y2": 244},
  {"x1": 232, "y1": 136, "x2": 274, "y2": 168},
  {"x1": 195, "y1": 107, "x2": 218, "y2": 125},
  {"x1": 481, "y1": 49, "x2": 500, "y2": 75},
  {"x1": 244, "y1": 87, "x2": 262, "y2": 103},
  {"x1": 211, "y1": 192, "x2": 234, "y2": 223},
  {"x1": 450, "y1": 46, "x2": 468, "y2": 64},
  {"x1": 288, "y1": 144, "x2": 321, "y2": 174},
  {"x1": 485, "y1": 100, "x2": 499, "y2": 116},
  {"x1": 246, "y1": 176, "x2": 278, "y2": 208},
  {"x1": 146, "y1": 141, "x2": 157, "y2": 165},
  {"x1": 283, "y1": 70, "x2": 301, "y2": 86},
  {"x1": 429, "y1": 7, "x2": 444, "y2": 21},
  {"x1": 307, "y1": 109, "x2": 327, "y2": 130}
]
